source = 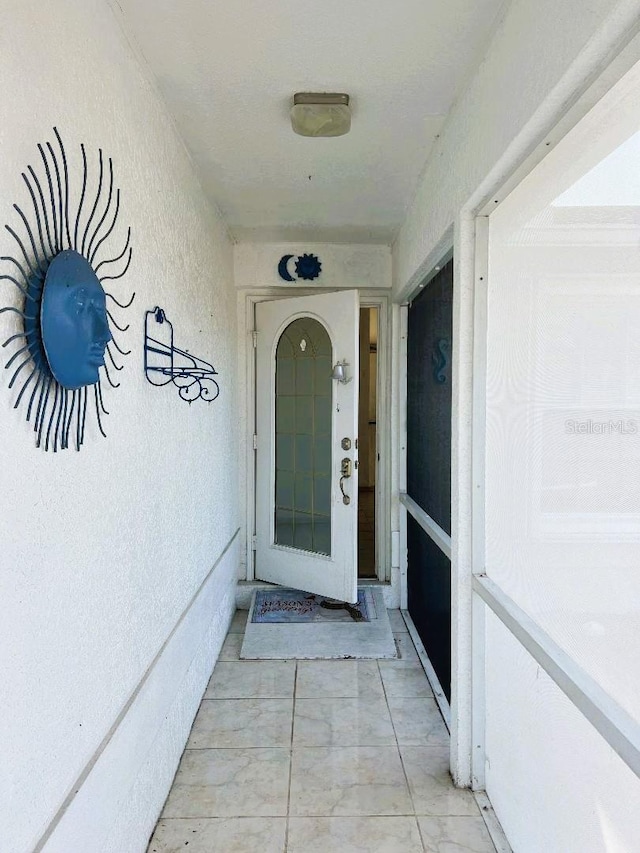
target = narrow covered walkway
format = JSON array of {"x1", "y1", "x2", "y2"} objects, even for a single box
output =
[{"x1": 147, "y1": 610, "x2": 495, "y2": 852}]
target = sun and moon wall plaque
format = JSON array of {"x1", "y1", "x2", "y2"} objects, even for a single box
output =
[
  {"x1": 0, "y1": 128, "x2": 135, "y2": 451},
  {"x1": 278, "y1": 252, "x2": 321, "y2": 282}
]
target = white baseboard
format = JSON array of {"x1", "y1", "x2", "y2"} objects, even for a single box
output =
[{"x1": 474, "y1": 791, "x2": 513, "y2": 853}]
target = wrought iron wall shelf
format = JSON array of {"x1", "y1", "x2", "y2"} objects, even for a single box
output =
[{"x1": 144, "y1": 307, "x2": 219, "y2": 403}]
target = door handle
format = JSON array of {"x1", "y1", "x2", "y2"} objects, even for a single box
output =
[{"x1": 339, "y1": 457, "x2": 352, "y2": 505}]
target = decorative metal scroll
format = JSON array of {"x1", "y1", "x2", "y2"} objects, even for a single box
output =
[
  {"x1": 0, "y1": 128, "x2": 134, "y2": 451},
  {"x1": 144, "y1": 307, "x2": 220, "y2": 403},
  {"x1": 432, "y1": 337, "x2": 450, "y2": 384}
]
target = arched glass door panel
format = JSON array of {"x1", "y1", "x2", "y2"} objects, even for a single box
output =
[{"x1": 274, "y1": 317, "x2": 332, "y2": 555}]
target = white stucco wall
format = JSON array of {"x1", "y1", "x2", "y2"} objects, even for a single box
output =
[
  {"x1": 234, "y1": 242, "x2": 392, "y2": 291},
  {"x1": 0, "y1": 3, "x2": 238, "y2": 852},
  {"x1": 390, "y1": 0, "x2": 640, "y2": 845}
]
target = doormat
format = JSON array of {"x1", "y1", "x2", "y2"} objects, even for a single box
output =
[
  {"x1": 251, "y1": 588, "x2": 371, "y2": 624},
  {"x1": 241, "y1": 587, "x2": 397, "y2": 660}
]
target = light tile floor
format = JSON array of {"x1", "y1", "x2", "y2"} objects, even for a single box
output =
[{"x1": 147, "y1": 610, "x2": 496, "y2": 853}]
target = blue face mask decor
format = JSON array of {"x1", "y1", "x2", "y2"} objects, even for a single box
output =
[
  {"x1": 41, "y1": 251, "x2": 112, "y2": 390},
  {"x1": 0, "y1": 129, "x2": 135, "y2": 451}
]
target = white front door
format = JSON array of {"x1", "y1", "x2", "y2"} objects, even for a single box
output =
[{"x1": 255, "y1": 290, "x2": 360, "y2": 603}]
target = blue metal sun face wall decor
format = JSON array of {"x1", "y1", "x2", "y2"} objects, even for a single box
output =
[
  {"x1": 41, "y1": 251, "x2": 111, "y2": 389},
  {"x1": 0, "y1": 128, "x2": 135, "y2": 451},
  {"x1": 278, "y1": 252, "x2": 322, "y2": 282}
]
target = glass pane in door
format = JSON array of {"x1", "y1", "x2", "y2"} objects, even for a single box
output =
[{"x1": 275, "y1": 318, "x2": 332, "y2": 555}]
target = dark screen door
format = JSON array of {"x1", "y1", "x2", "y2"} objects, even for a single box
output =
[{"x1": 406, "y1": 260, "x2": 453, "y2": 700}]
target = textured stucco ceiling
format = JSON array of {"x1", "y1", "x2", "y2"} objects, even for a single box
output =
[{"x1": 114, "y1": 0, "x2": 504, "y2": 243}]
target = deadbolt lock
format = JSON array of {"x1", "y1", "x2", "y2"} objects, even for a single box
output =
[{"x1": 341, "y1": 437, "x2": 351, "y2": 451}]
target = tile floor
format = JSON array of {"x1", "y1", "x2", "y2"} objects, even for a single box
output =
[{"x1": 147, "y1": 609, "x2": 496, "y2": 853}]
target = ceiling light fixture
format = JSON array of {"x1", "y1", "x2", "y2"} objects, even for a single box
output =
[{"x1": 290, "y1": 93, "x2": 351, "y2": 138}]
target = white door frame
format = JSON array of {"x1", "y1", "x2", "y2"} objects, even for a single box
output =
[{"x1": 242, "y1": 288, "x2": 391, "y2": 586}]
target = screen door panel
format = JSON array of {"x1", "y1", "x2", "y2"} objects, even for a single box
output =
[{"x1": 406, "y1": 260, "x2": 453, "y2": 699}]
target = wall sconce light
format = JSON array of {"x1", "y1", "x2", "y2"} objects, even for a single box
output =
[
  {"x1": 332, "y1": 360, "x2": 351, "y2": 384},
  {"x1": 291, "y1": 93, "x2": 351, "y2": 137}
]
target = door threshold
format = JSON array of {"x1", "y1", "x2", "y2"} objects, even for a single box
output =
[{"x1": 236, "y1": 579, "x2": 394, "y2": 610}]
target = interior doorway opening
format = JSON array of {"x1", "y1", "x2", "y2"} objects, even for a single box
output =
[{"x1": 358, "y1": 306, "x2": 378, "y2": 578}]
